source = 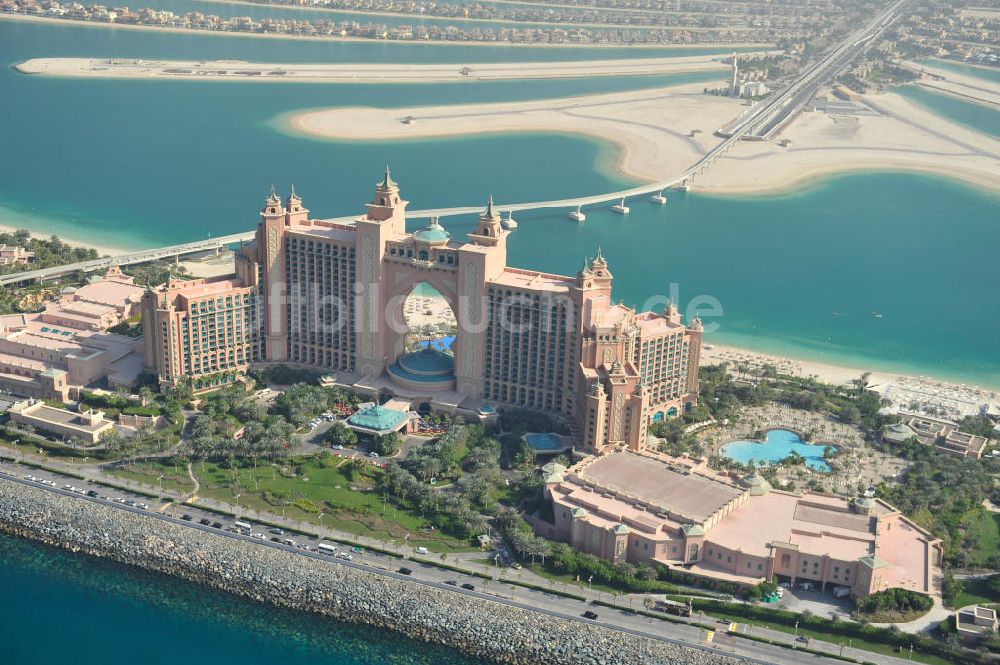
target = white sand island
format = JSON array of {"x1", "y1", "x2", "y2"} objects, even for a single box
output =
[
  {"x1": 15, "y1": 55, "x2": 735, "y2": 83},
  {"x1": 284, "y1": 80, "x2": 1000, "y2": 193}
]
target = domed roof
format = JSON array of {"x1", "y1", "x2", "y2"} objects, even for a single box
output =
[
  {"x1": 413, "y1": 217, "x2": 450, "y2": 244},
  {"x1": 682, "y1": 523, "x2": 705, "y2": 537},
  {"x1": 742, "y1": 471, "x2": 772, "y2": 496}
]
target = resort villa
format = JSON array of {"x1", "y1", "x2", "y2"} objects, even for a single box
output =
[
  {"x1": 882, "y1": 413, "x2": 990, "y2": 459},
  {"x1": 537, "y1": 449, "x2": 942, "y2": 599},
  {"x1": 0, "y1": 244, "x2": 35, "y2": 266}
]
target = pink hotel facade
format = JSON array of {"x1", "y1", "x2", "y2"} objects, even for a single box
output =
[
  {"x1": 142, "y1": 172, "x2": 702, "y2": 453},
  {"x1": 541, "y1": 450, "x2": 942, "y2": 598}
]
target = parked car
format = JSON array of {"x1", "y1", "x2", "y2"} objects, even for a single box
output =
[
  {"x1": 415, "y1": 546, "x2": 429, "y2": 555},
  {"x1": 444, "y1": 580, "x2": 458, "y2": 586},
  {"x1": 582, "y1": 611, "x2": 599, "y2": 620},
  {"x1": 212, "y1": 522, "x2": 223, "y2": 529},
  {"x1": 199, "y1": 518, "x2": 211, "y2": 526},
  {"x1": 398, "y1": 567, "x2": 413, "y2": 575},
  {"x1": 461, "y1": 583, "x2": 475, "y2": 591},
  {"x1": 181, "y1": 514, "x2": 193, "y2": 521}
]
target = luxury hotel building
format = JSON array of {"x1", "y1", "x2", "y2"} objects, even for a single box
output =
[
  {"x1": 141, "y1": 172, "x2": 702, "y2": 452},
  {"x1": 536, "y1": 450, "x2": 942, "y2": 598}
]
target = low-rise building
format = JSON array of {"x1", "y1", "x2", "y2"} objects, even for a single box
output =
[
  {"x1": 0, "y1": 269, "x2": 145, "y2": 400},
  {"x1": 345, "y1": 401, "x2": 417, "y2": 437},
  {"x1": 956, "y1": 605, "x2": 998, "y2": 641},
  {"x1": 8, "y1": 399, "x2": 114, "y2": 444},
  {"x1": 883, "y1": 414, "x2": 989, "y2": 459},
  {"x1": 540, "y1": 449, "x2": 942, "y2": 598},
  {"x1": 0, "y1": 244, "x2": 35, "y2": 266}
]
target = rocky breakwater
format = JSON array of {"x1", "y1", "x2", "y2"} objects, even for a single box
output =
[{"x1": 0, "y1": 478, "x2": 746, "y2": 665}]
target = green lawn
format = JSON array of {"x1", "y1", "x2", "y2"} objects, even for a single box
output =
[
  {"x1": 193, "y1": 456, "x2": 476, "y2": 554},
  {"x1": 950, "y1": 577, "x2": 1000, "y2": 609},
  {"x1": 959, "y1": 509, "x2": 1000, "y2": 568},
  {"x1": 106, "y1": 458, "x2": 195, "y2": 494},
  {"x1": 0, "y1": 433, "x2": 109, "y2": 463},
  {"x1": 525, "y1": 563, "x2": 626, "y2": 595}
]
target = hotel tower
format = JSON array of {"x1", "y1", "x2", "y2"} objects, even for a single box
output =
[{"x1": 142, "y1": 171, "x2": 702, "y2": 453}]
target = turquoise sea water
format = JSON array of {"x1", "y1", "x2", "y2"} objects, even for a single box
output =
[
  {"x1": 896, "y1": 84, "x2": 1000, "y2": 139},
  {"x1": 721, "y1": 429, "x2": 832, "y2": 472},
  {"x1": 1, "y1": 21, "x2": 1000, "y2": 387},
  {"x1": 917, "y1": 58, "x2": 1000, "y2": 84},
  {"x1": 0, "y1": 531, "x2": 485, "y2": 665}
]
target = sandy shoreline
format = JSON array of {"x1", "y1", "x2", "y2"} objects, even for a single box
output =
[
  {"x1": 0, "y1": 221, "x2": 131, "y2": 256},
  {"x1": 0, "y1": 14, "x2": 772, "y2": 50},
  {"x1": 15, "y1": 55, "x2": 732, "y2": 84},
  {"x1": 284, "y1": 82, "x2": 1000, "y2": 195}
]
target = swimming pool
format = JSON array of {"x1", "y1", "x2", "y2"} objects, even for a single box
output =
[
  {"x1": 523, "y1": 432, "x2": 570, "y2": 453},
  {"x1": 721, "y1": 429, "x2": 832, "y2": 472}
]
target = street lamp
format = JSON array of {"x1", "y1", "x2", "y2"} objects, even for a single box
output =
[{"x1": 794, "y1": 620, "x2": 799, "y2": 637}]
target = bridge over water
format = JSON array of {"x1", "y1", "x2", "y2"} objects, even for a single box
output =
[{"x1": 1, "y1": 0, "x2": 909, "y2": 288}]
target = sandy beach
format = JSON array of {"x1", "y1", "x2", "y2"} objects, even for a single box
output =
[
  {"x1": 15, "y1": 55, "x2": 732, "y2": 84},
  {"x1": 285, "y1": 81, "x2": 1000, "y2": 194},
  {"x1": 287, "y1": 82, "x2": 740, "y2": 184},
  {"x1": 0, "y1": 220, "x2": 131, "y2": 257}
]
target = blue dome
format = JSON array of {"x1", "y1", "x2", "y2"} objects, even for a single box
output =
[{"x1": 412, "y1": 218, "x2": 450, "y2": 244}]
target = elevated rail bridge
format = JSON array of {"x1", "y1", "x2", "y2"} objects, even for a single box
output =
[{"x1": 1, "y1": 0, "x2": 911, "y2": 288}]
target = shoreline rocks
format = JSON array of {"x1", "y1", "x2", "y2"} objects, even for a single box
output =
[{"x1": 0, "y1": 478, "x2": 745, "y2": 665}]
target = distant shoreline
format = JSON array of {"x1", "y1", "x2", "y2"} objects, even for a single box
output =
[
  {"x1": 282, "y1": 85, "x2": 1000, "y2": 196},
  {"x1": 0, "y1": 14, "x2": 772, "y2": 50},
  {"x1": 182, "y1": 0, "x2": 743, "y2": 33}
]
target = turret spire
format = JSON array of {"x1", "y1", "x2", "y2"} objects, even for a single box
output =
[
  {"x1": 380, "y1": 164, "x2": 396, "y2": 189},
  {"x1": 265, "y1": 184, "x2": 280, "y2": 205}
]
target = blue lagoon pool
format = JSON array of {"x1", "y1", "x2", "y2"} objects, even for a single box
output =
[
  {"x1": 523, "y1": 433, "x2": 571, "y2": 453},
  {"x1": 721, "y1": 429, "x2": 832, "y2": 472}
]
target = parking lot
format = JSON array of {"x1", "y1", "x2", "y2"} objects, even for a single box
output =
[{"x1": 773, "y1": 584, "x2": 854, "y2": 620}]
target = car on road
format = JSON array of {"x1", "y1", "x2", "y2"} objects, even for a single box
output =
[
  {"x1": 717, "y1": 618, "x2": 733, "y2": 626},
  {"x1": 271, "y1": 537, "x2": 281, "y2": 543},
  {"x1": 351, "y1": 546, "x2": 362, "y2": 553},
  {"x1": 332, "y1": 444, "x2": 343, "y2": 450},
  {"x1": 415, "y1": 546, "x2": 429, "y2": 555},
  {"x1": 212, "y1": 522, "x2": 223, "y2": 529},
  {"x1": 337, "y1": 553, "x2": 353, "y2": 561},
  {"x1": 199, "y1": 518, "x2": 211, "y2": 526},
  {"x1": 582, "y1": 611, "x2": 599, "y2": 620},
  {"x1": 444, "y1": 580, "x2": 458, "y2": 586},
  {"x1": 86, "y1": 490, "x2": 99, "y2": 497},
  {"x1": 461, "y1": 583, "x2": 475, "y2": 591},
  {"x1": 369, "y1": 451, "x2": 379, "y2": 458},
  {"x1": 269, "y1": 528, "x2": 284, "y2": 535},
  {"x1": 796, "y1": 636, "x2": 810, "y2": 645},
  {"x1": 181, "y1": 514, "x2": 193, "y2": 521},
  {"x1": 398, "y1": 567, "x2": 413, "y2": 575}
]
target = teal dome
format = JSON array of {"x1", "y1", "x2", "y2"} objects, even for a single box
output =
[{"x1": 412, "y1": 218, "x2": 450, "y2": 244}]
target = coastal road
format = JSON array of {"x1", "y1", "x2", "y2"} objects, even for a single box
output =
[{"x1": 1, "y1": 463, "x2": 926, "y2": 665}]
